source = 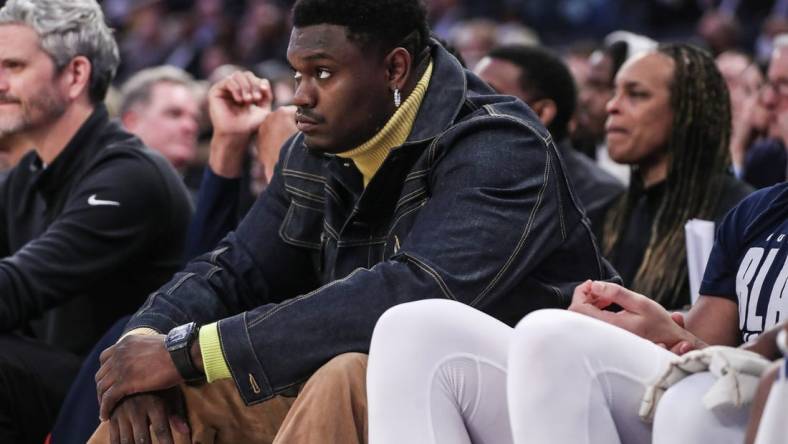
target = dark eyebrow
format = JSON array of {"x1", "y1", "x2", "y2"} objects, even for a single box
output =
[{"x1": 303, "y1": 52, "x2": 335, "y2": 62}]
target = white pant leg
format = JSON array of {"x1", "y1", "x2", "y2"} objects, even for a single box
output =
[
  {"x1": 367, "y1": 300, "x2": 514, "y2": 444},
  {"x1": 653, "y1": 372, "x2": 750, "y2": 444},
  {"x1": 755, "y1": 360, "x2": 788, "y2": 444},
  {"x1": 508, "y1": 309, "x2": 676, "y2": 444}
]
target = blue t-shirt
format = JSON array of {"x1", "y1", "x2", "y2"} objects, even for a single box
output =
[{"x1": 701, "y1": 182, "x2": 788, "y2": 343}]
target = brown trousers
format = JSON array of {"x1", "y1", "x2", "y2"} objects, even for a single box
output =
[{"x1": 88, "y1": 353, "x2": 369, "y2": 444}]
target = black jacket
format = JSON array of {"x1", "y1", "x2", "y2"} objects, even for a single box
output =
[{"x1": 0, "y1": 105, "x2": 192, "y2": 355}]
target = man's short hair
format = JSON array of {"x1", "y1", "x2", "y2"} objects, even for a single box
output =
[
  {"x1": 0, "y1": 0, "x2": 120, "y2": 104},
  {"x1": 487, "y1": 45, "x2": 576, "y2": 141},
  {"x1": 292, "y1": 0, "x2": 430, "y2": 59},
  {"x1": 119, "y1": 66, "x2": 196, "y2": 117}
]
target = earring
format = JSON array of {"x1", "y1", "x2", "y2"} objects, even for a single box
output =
[{"x1": 394, "y1": 88, "x2": 401, "y2": 108}]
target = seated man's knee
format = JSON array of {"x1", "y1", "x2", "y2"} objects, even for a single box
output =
[{"x1": 308, "y1": 353, "x2": 368, "y2": 392}]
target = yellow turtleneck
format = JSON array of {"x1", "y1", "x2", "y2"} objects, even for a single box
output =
[
  {"x1": 197, "y1": 61, "x2": 434, "y2": 384},
  {"x1": 337, "y1": 61, "x2": 434, "y2": 187}
]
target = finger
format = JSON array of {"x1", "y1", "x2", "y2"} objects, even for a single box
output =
[
  {"x1": 96, "y1": 372, "x2": 115, "y2": 410},
  {"x1": 671, "y1": 340, "x2": 697, "y2": 356},
  {"x1": 670, "y1": 311, "x2": 685, "y2": 328},
  {"x1": 224, "y1": 76, "x2": 246, "y2": 104},
  {"x1": 129, "y1": 402, "x2": 152, "y2": 444},
  {"x1": 590, "y1": 281, "x2": 643, "y2": 311},
  {"x1": 99, "y1": 345, "x2": 115, "y2": 364},
  {"x1": 100, "y1": 385, "x2": 123, "y2": 422},
  {"x1": 245, "y1": 72, "x2": 271, "y2": 105},
  {"x1": 570, "y1": 280, "x2": 593, "y2": 304},
  {"x1": 95, "y1": 360, "x2": 111, "y2": 384},
  {"x1": 109, "y1": 418, "x2": 120, "y2": 444},
  {"x1": 149, "y1": 400, "x2": 175, "y2": 444},
  {"x1": 117, "y1": 413, "x2": 134, "y2": 444},
  {"x1": 170, "y1": 415, "x2": 190, "y2": 436},
  {"x1": 233, "y1": 72, "x2": 256, "y2": 104}
]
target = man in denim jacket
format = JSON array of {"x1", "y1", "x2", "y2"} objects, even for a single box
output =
[{"x1": 92, "y1": 0, "x2": 617, "y2": 442}]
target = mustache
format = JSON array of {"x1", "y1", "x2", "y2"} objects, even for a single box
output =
[
  {"x1": 295, "y1": 108, "x2": 325, "y2": 124},
  {"x1": 0, "y1": 94, "x2": 21, "y2": 104}
]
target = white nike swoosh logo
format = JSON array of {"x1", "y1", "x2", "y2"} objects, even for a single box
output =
[{"x1": 87, "y1": 194, "x2": 120, "y2": 207}]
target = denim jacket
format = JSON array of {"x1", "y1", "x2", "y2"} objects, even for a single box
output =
[{"x1": 126, "y1": 41, "x2": 618, "y2": 404}]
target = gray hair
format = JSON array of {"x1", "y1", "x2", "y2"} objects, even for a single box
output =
[
  {"x1": 0, "y1": 0, "x2": 120, "y2": 104},
  {"x1": 118, "y1": 66, "x2": 196, "y2": 117}
]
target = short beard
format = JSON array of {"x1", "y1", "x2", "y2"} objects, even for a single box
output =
[{"x1": 0, "y1": 88, "x2": 67, "y2": 138}]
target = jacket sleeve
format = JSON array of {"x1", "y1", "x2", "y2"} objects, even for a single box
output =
[
  {"x1": 183, "y1": 168, "x2": 242, "y2": 261},
  {"x1": 125, "y1": 117, "x2": 604, "y2": 404},
  {"x1": 0, "y1": 153, "x2": 179, "y2": 331}
]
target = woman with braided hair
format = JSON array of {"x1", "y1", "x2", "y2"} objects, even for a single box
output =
[
  {"x1": 367, "y1": 44, "x2": 772, "y2": 444},
  {"x1": 598, "y1": 43, "x2": 752, "y2": 310}
]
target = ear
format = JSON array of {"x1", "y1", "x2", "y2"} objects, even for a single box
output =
[
  {"x1": 60, "y1": 55, "x2": 92, "y2": 101},
  {"x1": 385, "y1": 47, "x2": 413, "y2": 91},
  {"x1": 530, "y1": 98, "x2": 558, "y2": 128},
  {"x1": 120, "y1": 110, "x2": 139, "y2": 130}
]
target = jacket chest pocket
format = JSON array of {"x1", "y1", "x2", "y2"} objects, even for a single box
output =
[{"x1": 279, "y1": 199, "x2": 324, "y2": 250}]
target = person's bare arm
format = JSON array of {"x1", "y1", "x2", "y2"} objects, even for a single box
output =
[{"x1": 683, "y1": 295, "x2": 740, "y2": 347}]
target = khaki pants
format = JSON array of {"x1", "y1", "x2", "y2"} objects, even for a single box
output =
[{"x1": 88, "y1": 353, "x2": 368, "y2": 444}]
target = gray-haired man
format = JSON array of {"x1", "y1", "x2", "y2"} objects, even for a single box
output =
[{"x1": 0, "y1": 1, "x2": 191, "y2": 442}]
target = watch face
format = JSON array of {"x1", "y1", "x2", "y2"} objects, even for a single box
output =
[{"x1": 167, "y1": 323, "x2": 194, "y2": 349}]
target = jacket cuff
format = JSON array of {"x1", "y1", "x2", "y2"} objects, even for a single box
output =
[
  {"x1": 217, "y1": 312, "x2": 273, "y2": 404},
  {"x1": 199, "y1": 322, "x2": 232, "y2": 382}
]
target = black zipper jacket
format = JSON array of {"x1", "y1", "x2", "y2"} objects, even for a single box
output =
[{"x1": 0, "y1": 105, "x2": 192, "y2": 355}]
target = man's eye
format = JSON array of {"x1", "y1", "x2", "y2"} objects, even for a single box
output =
[{"x1": 317, "y1": 69, "x2": 331, "y2": 80}]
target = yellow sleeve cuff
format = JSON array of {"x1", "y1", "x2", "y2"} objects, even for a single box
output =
[{"x1": 199, "y1": 322, "x2": 232, "y2": 383}]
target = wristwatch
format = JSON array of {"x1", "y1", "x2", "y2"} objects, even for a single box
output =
[{"x1": 165, "y1": 322, "x2": 205, "y2": 385}]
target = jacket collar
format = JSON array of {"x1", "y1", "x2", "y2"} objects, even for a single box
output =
[
  {"x1": 32, "y1": 104, "x2": 110, "y2": 197},
  {"x1": 404, "y1": 40, "x2": 468, "y2": 144}
]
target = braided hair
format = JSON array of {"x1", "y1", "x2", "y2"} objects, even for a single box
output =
[{"x1": 602, "y1": 43, "x2": 732, "y2": 308}]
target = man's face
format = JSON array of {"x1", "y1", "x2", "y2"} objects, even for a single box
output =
[
  {"x1": 123, "y1": 82, "x2": 200, "y2": 170},
  {"x1": 0, "y1": 24, "x2": 68, "y2": 139},
  {"x1": 287, "y1": 24, "x2": 392, "y2": 153},
  {"x1": 474, "y1": 57, "x2": 529, "y2": 100},
  {"x1": 576, "y1": 51, "x2": 614, "y2": 142},
  {"x1": 762, "y1": 47, "x2": 788, "y2": 141}
]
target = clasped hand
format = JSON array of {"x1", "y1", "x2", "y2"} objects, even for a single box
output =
[{"x1": 569, "y1": 280, "x2": 701, "y2": 354}]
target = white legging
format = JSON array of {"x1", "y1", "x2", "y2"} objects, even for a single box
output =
[{"x1": 367, "y1": 300, "x2": 751, "y2": 444}]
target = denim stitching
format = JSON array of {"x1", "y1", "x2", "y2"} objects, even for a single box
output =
[
  {"x1": 323, "y1": 221, "x2": 340, "y2": 240},
  {"x1": 482, "y1": 104, "x2": 551, "y2": 144},
  {"x1": 284, "y1": 184, "x2": 325, "y2": 204},
  {"x1": 282, "y1": 169, "x2": 326, "y2": 183},
  {"x1": 405, "y1": 169, "x2": 429, "y2": 181},
  {"x1": 402, "y1": 253, "x2": 456, "y2": 300},
  {"x1": 395, "y1": 188, "x2": 427, "y2": 212},
  {"x1": 385, "y1": 198, "x2": 428, "y2": 238},
  {"x1": 248, "y1": 268, "x2": 366, "y2": 327},
  {"x1": 166, "y1": 272, "x2": 196, "y2": 295},
  {"x1": 323, "y1": 183, "x2": 343, "y2": 205},
  {"x1": 290, "y1": 198, "x2": 322, "y2": 213},
  {"x1": 472, "y1": 149, "x2": 551, "y2": 306},
  {"x1": 278, "y1": 204, "x2": 322, "y2": 249}
]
